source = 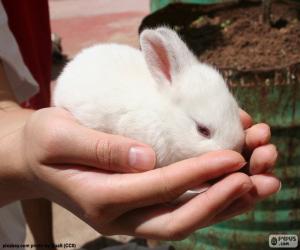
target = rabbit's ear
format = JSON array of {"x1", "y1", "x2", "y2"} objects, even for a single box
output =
[{"x1": 140, "y1": 27, "x2": 196, "y2": 85}]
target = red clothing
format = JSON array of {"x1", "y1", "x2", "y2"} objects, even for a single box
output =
[{"x1": 2, "y1": 0, "x2": 51, "y2": 109}]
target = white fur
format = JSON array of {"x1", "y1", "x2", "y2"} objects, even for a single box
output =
[{"x1": 53, "y1": 27, "x2": 244, "y2": 167}]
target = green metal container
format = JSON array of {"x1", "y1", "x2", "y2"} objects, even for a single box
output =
[
  {"x1": 151, "y1": 0, "x2": 232, "y2": 12},
  {"x1": 150, "y1": 0, "x2": 300, "y2": 12},
  {"x1": 172, "y1": 64, "x2": 300, "y2": 250}
]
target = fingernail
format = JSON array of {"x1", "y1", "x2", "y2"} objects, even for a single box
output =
[
  {"x1": 276, "y1": 181, "x2": 282, "y2": 193},
  {"x1": 239, "y1": 162, "x2": 249, "y2": 173},
  {"x1": 129, "y1": 146, "x2": 156, "y2": 170},
  {"x1": 240, "y1": 162, "x2": 248, "y2": 168}
]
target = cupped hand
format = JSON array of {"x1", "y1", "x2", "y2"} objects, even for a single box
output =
[
  {"x1": 210, "y1": 109, "x2": 281, "y2": 225},
  {"x1": 14, "y1": 107, "x2": 279, "y2": 240},
  {"x1": 239, "y1": 109, "x2": 278, "y2": 175}
]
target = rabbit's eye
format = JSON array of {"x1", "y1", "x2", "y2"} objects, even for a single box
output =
[{"x1": 197, "y1": 124, "x2": 211, "y2": 138}]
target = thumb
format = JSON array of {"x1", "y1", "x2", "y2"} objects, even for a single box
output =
[{"x1": 45, "y1": 122, "x2": 156, "y2": 173}]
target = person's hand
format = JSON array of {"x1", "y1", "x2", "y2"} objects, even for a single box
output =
[
  {"x1": 0, "y1": 106, "x2": 156, "y2": 206},
  {"x1": 3, "y1": 107, "x2": 278, "y2": 240},
  {"x1": 209, "y1": 109, "x2": 280, "y2": 224},
  {"x1": 239, "y1": 109, "x2": 278, "y2": 175}
]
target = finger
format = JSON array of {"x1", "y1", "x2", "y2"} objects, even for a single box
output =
[
  {"x1": 106, "y1": 150, "x2": 246, "y2": 209},
  {"x1": 222, "y1": 174, "x2": 280, "y2": 211},
  {"x1": 205, "y1": 195, "x2": 255, "y2": 226},
  {"x1": 163, "y1": 173, "x2": 253, "y2": 238},
  {"x1": 249, "y1": 173, "x2": 281, "y2": 200},
  {"x1": 103, "y1": 172, "x2": 253, "y2": 240},
  {"x1": 249, "y1": 144, "x2": 278, "y2": 175},
  {"x1": 208, "y1": 173, "x2": 281, "y2": 225},
  {"x1": 239, "y1": 109, "x2": 252, "y2": 129},
  {"x1": 244, "y1": 123, "x2": 271, "y2": 152},
  {"x1": 43, "y1": 121, "x2": 156, "y2": 173}
]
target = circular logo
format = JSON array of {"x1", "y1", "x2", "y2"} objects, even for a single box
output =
[{"x1": 271, "y1": 237, "x2": 278, "y2": 246}]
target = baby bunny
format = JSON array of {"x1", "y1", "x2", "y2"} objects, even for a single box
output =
[{"x1": 53, "y1": 27, "x2": 245, "y2": 168}]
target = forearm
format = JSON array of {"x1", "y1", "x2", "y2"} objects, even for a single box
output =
[{"x1": 0, "y1": 61, "x2": 36, "y2": 206}]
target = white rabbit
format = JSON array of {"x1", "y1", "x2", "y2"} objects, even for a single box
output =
[{"x1": 53, "y1": 27, "x2": 244, "y2": 169}]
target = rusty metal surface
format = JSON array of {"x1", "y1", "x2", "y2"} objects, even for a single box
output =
[
  {"x1": 168, "y1": 69, "x2": 300, "y2": 249},
  {"x1": 223, "y1": 63, "x2": 300, "y2": 128}
]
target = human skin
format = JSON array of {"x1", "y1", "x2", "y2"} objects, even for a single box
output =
[{"x1": 0, "y1": 62, "x2": 280, "y2": 240}]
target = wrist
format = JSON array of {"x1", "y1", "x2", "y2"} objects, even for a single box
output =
[
  {"x1": 0, "y1": 108, "x2": 39, "y2": 206},
  {"x1": 0, "y1": 100, "x2": 21, "y2": 111}
]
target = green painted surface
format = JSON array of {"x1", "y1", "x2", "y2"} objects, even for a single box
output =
[
  {"x1": 150, "y1": 0, "x2": 300, "y2": 12},
  {"x1": 150, "y1": 0, "x2": 225, "y2": 12}
]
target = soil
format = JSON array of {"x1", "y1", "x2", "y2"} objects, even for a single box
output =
[{"x1": 139, "y1": 0, "x2": 300, "y2": 71}]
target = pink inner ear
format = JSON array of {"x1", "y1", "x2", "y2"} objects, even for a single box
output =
[{"x1": 149, "y1": 40, "x2": 172, "y2": 83}]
